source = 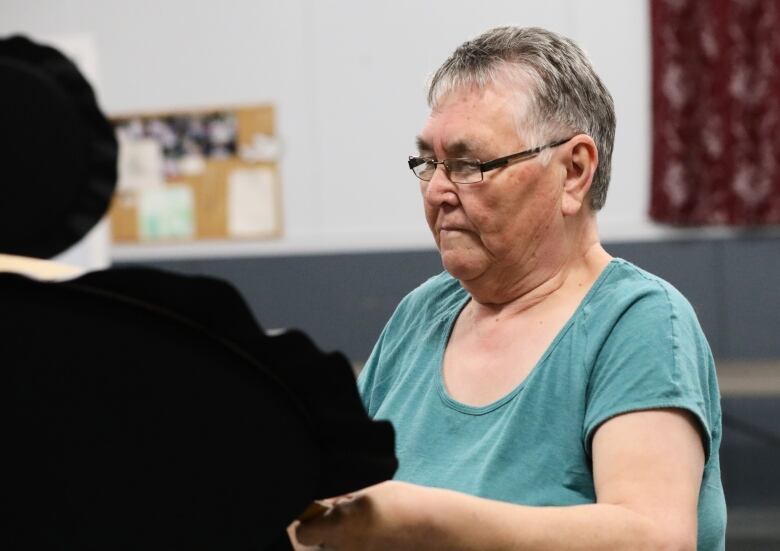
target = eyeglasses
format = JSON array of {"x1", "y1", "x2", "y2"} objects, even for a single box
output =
[{"x1": 408, "y1": 136, "x2": 575, "y2": 185}]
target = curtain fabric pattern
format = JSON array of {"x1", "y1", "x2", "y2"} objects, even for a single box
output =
[{"x1": 650, "y1": 0, "x2": 780, "y2": 225}]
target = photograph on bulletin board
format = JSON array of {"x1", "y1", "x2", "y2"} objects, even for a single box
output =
[{"x1": 108, "y1": 104, "x2": 282, "y2": 244}]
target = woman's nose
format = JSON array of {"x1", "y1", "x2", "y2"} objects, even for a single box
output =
[{"x1": 423, "y1": 165, "x2": 459, "y2": 206}]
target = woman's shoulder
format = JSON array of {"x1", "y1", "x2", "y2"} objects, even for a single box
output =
[
  {"x1": 375, "y1": 271, "x2": 468, "y2": 343},
  {"x1": 593, "y1": 258, "x2": 695, "y2": 314},
  {"x1": 397, "y1": 271, "x2": 467, "y2": 316},
  {"x1": 578, "y1": 257, "x2": 708, "y2": 348},
  {"x1": 409, "y1": 270, "x2": 464, "y2": 299}
]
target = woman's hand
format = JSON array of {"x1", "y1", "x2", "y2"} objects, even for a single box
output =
[{"x1": 293, "y1": 481, "x2": 431, "y2": 551}]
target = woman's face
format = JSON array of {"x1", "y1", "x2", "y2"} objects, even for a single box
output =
[{"x1": 416, "y1": 84, "x2": 566, "y2": 288}]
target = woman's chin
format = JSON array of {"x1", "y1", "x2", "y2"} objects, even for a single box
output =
[{"x1": 440, "y1": 252, "x2": 487, "y2": 282}]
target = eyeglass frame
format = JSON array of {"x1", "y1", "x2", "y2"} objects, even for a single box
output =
[{"x1": 408, "y1": 135, "x2": 576, "y2": 184}]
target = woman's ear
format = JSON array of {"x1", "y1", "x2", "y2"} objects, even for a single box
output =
[{"x1": 561, "y1": 135, "x2": 598, "y2": 216}]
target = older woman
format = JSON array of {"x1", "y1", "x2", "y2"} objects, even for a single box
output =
[{"x1": 296, "y1": 26, "x2": 725, "y2": 550}]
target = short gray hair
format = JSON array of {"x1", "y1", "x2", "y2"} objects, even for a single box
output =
[{"x1": 427, "y1": 26, "x2": 616, "y2": 211}]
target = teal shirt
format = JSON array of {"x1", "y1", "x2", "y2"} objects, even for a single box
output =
[{"x1": 358, "y1": 259, "x2": 726, "y2": 550}]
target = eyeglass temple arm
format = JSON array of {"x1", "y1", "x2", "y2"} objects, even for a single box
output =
[{"x1": 479, "y1": 136, "x2": 576, "y2": 172}]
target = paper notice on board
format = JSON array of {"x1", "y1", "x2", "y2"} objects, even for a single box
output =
[
  {"x1": 138, "y1": 185, "x2": 195, "y2": 241},
  {"x1": 227, "y1": 167, "x2": 277, "y2": 237},
  {"x1": 118, "y1": 137, "x2": 165, "y2": 191}
]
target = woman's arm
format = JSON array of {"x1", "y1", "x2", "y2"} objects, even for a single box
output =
[{"x1": 295, "y1": 408, "x2": 704, "y2": 551}]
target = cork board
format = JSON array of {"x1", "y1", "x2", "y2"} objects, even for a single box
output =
[{"x1": 108, "y1": 104, "x2": 282, "y2": 244}]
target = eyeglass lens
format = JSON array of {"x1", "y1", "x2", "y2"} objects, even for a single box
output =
[{"x1": 412, "y1": 159, "x2": 482, "y2": 184}]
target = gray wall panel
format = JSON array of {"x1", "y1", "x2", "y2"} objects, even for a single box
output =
[
  {"x1": 722, "y1": 238, "x2": 780, "y2": 359},
  {"x1": 129, "y1": 251, "x2": 444, "y2": 361},
  {"x1": 720, "y1": 396, "x2": 780, "y2": 508},
  {"x1": 123, "y1": 237, "x2": 779, "y2": 362}
]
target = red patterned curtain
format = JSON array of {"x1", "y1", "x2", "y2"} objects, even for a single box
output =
[{"x1": 650, "y1": 0, "x2": 780, "y2": 225}]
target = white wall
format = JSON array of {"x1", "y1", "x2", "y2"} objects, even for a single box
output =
[{"x1": 2, "y1": 0, "x2": 710, "y2": 260}]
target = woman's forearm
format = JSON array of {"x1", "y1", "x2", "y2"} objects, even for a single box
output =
[
  {"x1": 416, "y1": 486, "x2": 679, "y2": 551},
  {"x1": 295, "y1": 480, "x2": 693, "y2": 551}
]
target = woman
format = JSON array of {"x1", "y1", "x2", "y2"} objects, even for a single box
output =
[{"x1": 294, "y1": 26, "x2": 725, "y2": 551}]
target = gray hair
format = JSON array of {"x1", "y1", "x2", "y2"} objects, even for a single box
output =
[{"x1": 427, "y1": 26, "x2": 616, "y2": 211}]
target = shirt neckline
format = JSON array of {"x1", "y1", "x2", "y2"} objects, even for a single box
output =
[{"x1": 436, "y1": 258, "x2": 620, "y2": 415}]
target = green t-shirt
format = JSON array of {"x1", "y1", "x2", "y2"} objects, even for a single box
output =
[{"x1": 358, "y1": 259, "x2": 726, "y2": 550}]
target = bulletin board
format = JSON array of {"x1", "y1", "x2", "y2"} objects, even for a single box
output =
[{"x1": 108, "y1": 104, "x2": 282, "y2": 244}]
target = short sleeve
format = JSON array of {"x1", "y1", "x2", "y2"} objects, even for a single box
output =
[
  {"x1": 583, "y1": 283, "x2": 719, "y2": 462},
  {"x1": 357, "y1": 326, "x2": 386, "y2": 416}
]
